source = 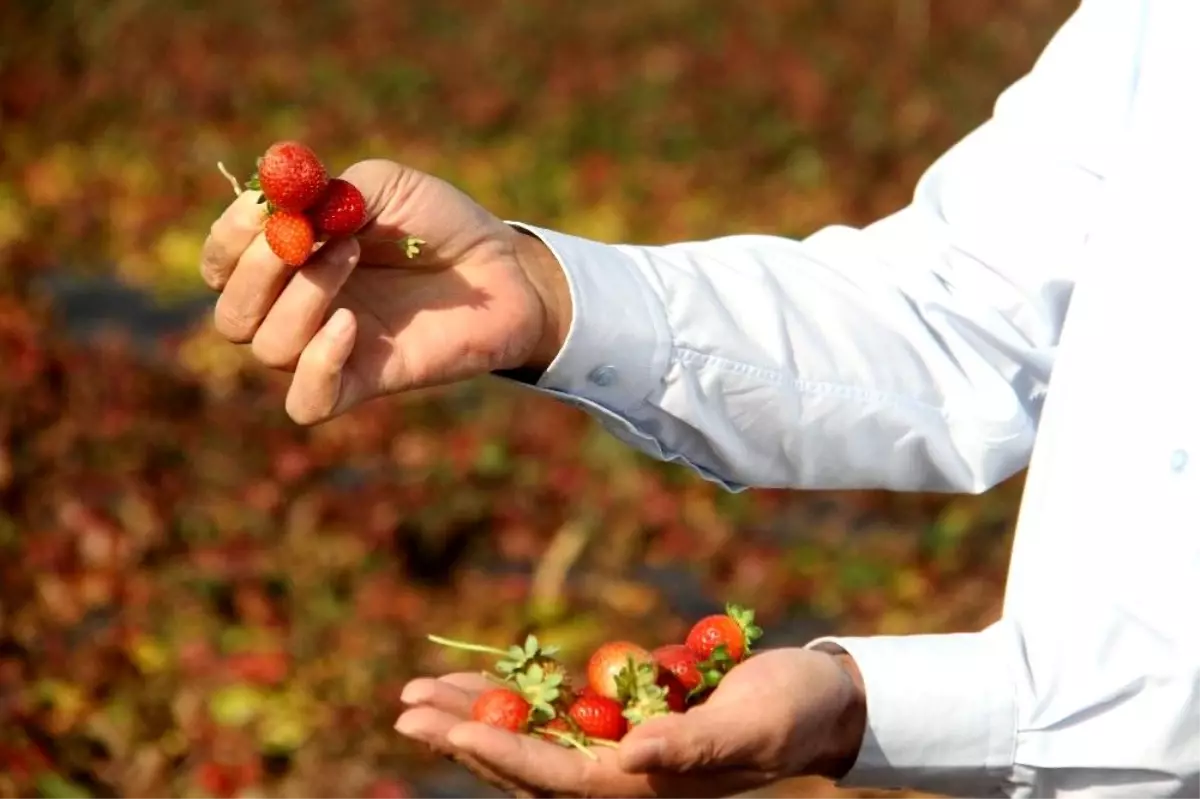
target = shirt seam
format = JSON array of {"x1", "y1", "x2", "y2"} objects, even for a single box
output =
[{"x1": 671, "y1": 346, "x2": 1024, "y2": 438}]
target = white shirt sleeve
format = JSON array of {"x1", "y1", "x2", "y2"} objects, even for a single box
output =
[{"x1": 505, "y1": 0, "x2": 1140, "y2": 495}]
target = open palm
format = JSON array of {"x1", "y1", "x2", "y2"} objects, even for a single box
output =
[
  {"x1": 395, "y1": 648, "x2": 859, "y2": 798},
  {"x1": 201, "y1": 159, "x2": 546, "y2": 423}
]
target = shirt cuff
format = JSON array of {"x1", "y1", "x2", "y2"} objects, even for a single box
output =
[
  {"x1": 504, "y1": 222, "x2": 671, "y2": 414},
  {"x1": 806, "y1": 629, "x2": 1017, "y2": 796}
]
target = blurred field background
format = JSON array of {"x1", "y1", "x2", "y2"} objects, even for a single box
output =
[{"x1": 0, "y1": 1, "x2": 1075, "y2": 797}]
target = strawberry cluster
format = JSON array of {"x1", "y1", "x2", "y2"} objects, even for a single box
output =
[
  {"x1": 427, "y1": 603, "x2": 763, "y2": 757},
  {"x1": 217, "y1": 141, "x2": 422, "y2": 267}
]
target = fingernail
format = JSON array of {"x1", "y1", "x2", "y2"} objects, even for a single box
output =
[
  {"x1": 618, "y1": 738, "x2": 664, "y2": 772},
  {"x1": 393, "y1": 712, "x2": 431, "y2": 741},
  {"x1": 399, "y1": 683, "x2": 429, "y2": 705},
  {"x1": 327, "y1": 308, "x2": 353, "y2": 339}
]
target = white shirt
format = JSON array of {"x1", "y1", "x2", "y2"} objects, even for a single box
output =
[{"x1": 505, "y1": 0, "x2": 1200, "y2": 796}]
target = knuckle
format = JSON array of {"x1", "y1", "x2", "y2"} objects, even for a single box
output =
[
  {"x1": 676, "y1": 730, "x2": 718, "y2": 770},
  {"x1": 211, "y1": 300, "x2": 258, "y2": 343},
  {"x1": 284, "y1": 392, "x2": 323, "y2": 427},
  {"x1": 250, "y1": 328, "x2": 299, "y2": 371}
]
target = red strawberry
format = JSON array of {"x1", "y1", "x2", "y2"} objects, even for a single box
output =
[
  {"x1": 471, "y1": 688, "x2": 532, "y2": 733},
  {"x1": 652, "y1": 643, "x2": 726, "y2": 709},
  {"x1": 586, "y1": 641, "x2": 655, "y2": 701},
  {"x1": 652, "y1": 644, "x2": 705, "y2": 694},
  {"x1": 252, "y1": 141, "x2": 329, "y2": 212},
  {"x1": 309, "y1": 178, "x2": 367, "y2": 237},
  {"x1": 567, "y1": 694, "x2": 628, "y2": 741},
  {"x1": 685, "y1": 603, "x2": 763, "y2": 663},
  {"x1": 264, "y1": 210, "x2": 316, "y2": 267}
]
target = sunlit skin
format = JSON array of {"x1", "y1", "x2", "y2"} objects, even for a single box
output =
[
  {"x1": 395, "y1": 648, "x2": 865, "y2": 798},
  {"x1": 200, "y1": 155, "x2": 869, "y2": 798}
]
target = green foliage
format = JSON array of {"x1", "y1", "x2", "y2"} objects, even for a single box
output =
[{"x1": 0, "y1": 0, "x2": 1067, "y2": 796}]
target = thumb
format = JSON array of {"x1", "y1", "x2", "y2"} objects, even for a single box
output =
[{"x1": 617, "y1": 708, "x2": 745, "y2": 774}]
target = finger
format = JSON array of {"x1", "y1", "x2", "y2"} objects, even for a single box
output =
[
  {"x1": 394, "y1": 709, "x2": 546, "y2": 798},
  {"x1": 285, "y1": 307, "x2": 361, "y2": 425},
  {"x1": 399, "y1": 677, "x2": 475, "y2": 718},
  {"x1": 394, "y1": 706, "x2": 462, "y2": 748},
  {"x1": 212, "y1": 233, "x2": 293, "y2": 343},
  {"x1": 449, "y1": 722, "x2": 761, "y2": 799},
  {"x1": 446, "y1": 721, "x2": 605, "y2": 795},
  {"x1": 251, "y1": 237, "x2": 361, "y2": 370},
  {"x1": 437, "y1": 672, "x2": 493, "y2": 696},
  {"x1": 200, "y1": 190, "x2": 268, "y2": 291}
]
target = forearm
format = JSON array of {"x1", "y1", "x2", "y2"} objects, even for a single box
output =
[
  {"x1": 500, "y1": 0, "x2": 1138, "y2": 495},
  {"x1": 504, "y1": 209, "x2": 1067, "y2": 493}
]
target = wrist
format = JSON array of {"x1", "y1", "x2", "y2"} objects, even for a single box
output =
[
  {"x1": 809, "y1": 645, "x2": 867, "y2": 781},
  {"x1": 510, "y1": 225, "x2": 572, "y2": 370}
]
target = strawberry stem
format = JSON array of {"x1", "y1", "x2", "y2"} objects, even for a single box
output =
[
  {"x1": 537, "y1": 728, "x2": 599, "y2": 760},
  {"x1": 216, "y1": 162, "x2": 243, "y2": 197},
  {"x1": 426, "y1": 634, "x2": 508, "y2": 657}
]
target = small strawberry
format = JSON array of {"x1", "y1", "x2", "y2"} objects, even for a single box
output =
[
  {"x1": 586, "y1": 641, "x2": 655, "y2": 701},
  {"x1": 471, "y1": 688, "x2": 532, "y2": 733},
  {"x1": 653, "y1": 643, "x2": 726, "y2": 706},
  {"x1": 309, "y1": 178, "x2": 367, "y2": 237},
  {"x1": 566, "y1": 694, "x2": 628, "y2": 742},
  {"x1": 685, "y1": 603, "x2": 763, "y2": 663},
  {"x1": 249, "y1": 141, "x2": 329, "y2": 212},
  {"x1": 264, "y1": 210, "x2": 316, "y2": 267}
]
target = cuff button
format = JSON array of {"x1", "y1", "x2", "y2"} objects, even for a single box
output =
[{"x1": 587, "y1": 365, "x2": 618, "y2": 387}]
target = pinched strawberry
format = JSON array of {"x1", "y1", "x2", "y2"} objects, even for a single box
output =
[
  {"x1": 471, "y1": 688, "x2": 532, "y2": 733},
  {"x1": 251, "y1": 141, "x2": 329, "y2": 212},
  {"x1": 586, "y1": 641, "x2": 655, "y2": 701},
  {"x1": 652, "y1": 644, "x2": 706, "y2": 694},
  {"x1": 264, "y1": 210, "x2": 316, "y2": 267},
  {"x1": 309, "y1": 178, "x2": 366, "y2": 237},
  {"x1": 652, "y1": 643, "x2": 725, "y2": 709},
  {"x1": 685, "y1": 603, "x2": 763, "y2": 663},
  {"x1": 567, "y1": 694, "x2": 628, "y2": 741}
]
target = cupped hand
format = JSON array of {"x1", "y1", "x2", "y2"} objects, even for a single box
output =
[
  {"x1": 199, "y1": 159, "x2": 568, "y2": 425},
  {"x1": 394, "y1": 648, "x2": 865, "y2": 798}
]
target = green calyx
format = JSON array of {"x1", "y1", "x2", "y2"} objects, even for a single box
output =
[
  {"x1": 614, "y1": 656, "x2": 670, "y2": 725},
  {"x1": 495, "y1": 634, "x2": 560, "y2": 676},
  {"x1": 687, "y1": 648, "x2": 733, "y2": 698},
  {"x1": 726, "y1": 602, "x2": 763, "y2": 654},
  {"x1": 242, "y1": 171, "x2": 277, "y2": 214},
  {"x1": 513, "y1": 663, "x2": 563, "y2": 723}
]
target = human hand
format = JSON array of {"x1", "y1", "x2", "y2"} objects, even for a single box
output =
[
  {"x1": 199, "y1": 158, "x2": 571, "y2": 424},
  {"x1": 394, "y1": 648, "x2": 867, "y2": 798}
]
